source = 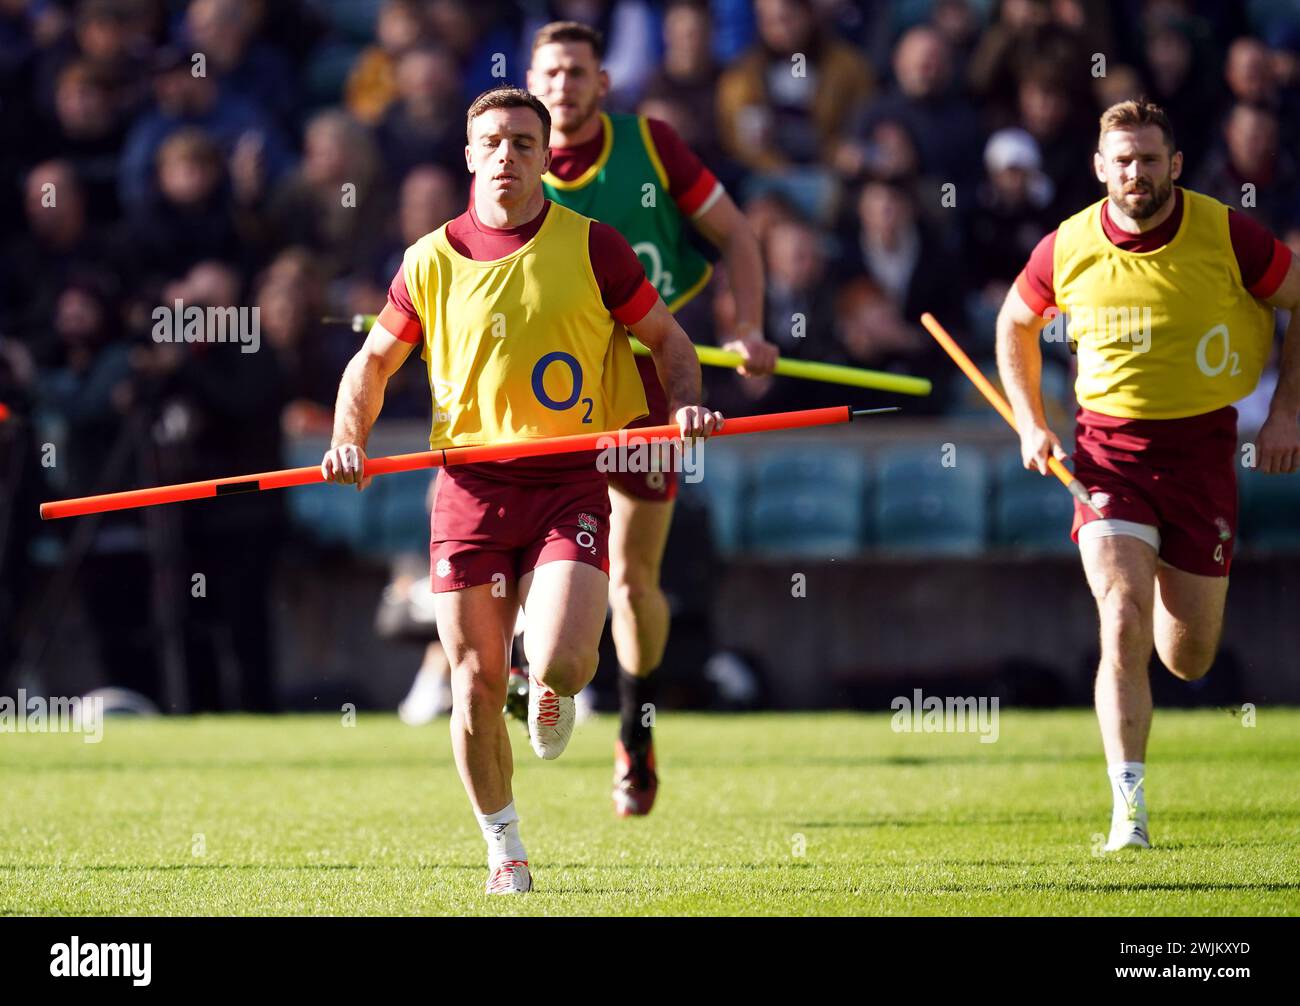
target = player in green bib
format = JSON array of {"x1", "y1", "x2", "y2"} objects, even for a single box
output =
[{"x1": 528, "y1": 20, "x2": 778, "y2": 817}]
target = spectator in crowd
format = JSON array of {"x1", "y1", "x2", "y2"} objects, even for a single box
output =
[
  {"x1": 32, "y1": 0, "x2": 155, "y2": 124},
  {"x1": 117, "y1": 44, "x2": 294, "y2": 213},
  {"x1": 967, "y1": 128, "x2": 1055, "y2": 305},
  {"x1": 763, "y1": 216, "x2": 837, "y2": 363},
  {"x1": 1015, "y1": 62, "x2": 1099, "y2": 219},
  {"x1": 644, "y1": 0, "x2": 720, "y2": 113},
  {"x1": 1092, "y1": 62, "x2": 1145, "y2": 116},
  {"x1": 370, "y1": 46, "x2": 465, "y2": 184},
  {"x1": 718, "y1": 0, "x2": 873, "y2": 179},
  {"x1": 345, "y1": 0, "x2": 429, "y2": 126},
  {"x1": 839, "y1": 178, "x2": 965, "y2": 337},
  {"x1": 428, "y1": 0, "x2": 517, "y2": 99},
  {"x1": 847, "y1": 25, "x2": 978, "y2": 194},
  {"x1": 0, "y1": 334, "x2": 43, "y2": 687},
  {"x1": 36, "y1": 270, "x2": 161, "y2": 705},
  {"x1": 132, "y1": 260, "x2": 286, "y2": 712},
  {"x1": 373, "y1": 164, "x2": 464, "y2": 284},
  {"x1": 1225, "y1": 34, "x2": 1300, "y2": 146},
  {"x1": 1224, "y1": 35, "x2": 1283, "y2": 108},
  {"x1": 641, "y1": 0, "x2": 726, "y2": 164},
  {"x1": 967, "y1": 0, "x2": 1078, "y2": 126},
  {"x1": 1141, "y1": 16, "x2": 1217, "y2": 170},
  {"x1": 837, "y1": 114, "x2": 922, "y2": 187},
  {"x1": 831, "y1": 276, "x2": 947, "y2": 414},
  {"x1": 2, "y1": 161, "x2": 117, "y2": 357},
  {"x1": 259, "y1": 109, "x2": 391, "y2": 280},
  {"x1": 256, "y1": 248, "x2": 343, "y2": 434},
  {"x1": 123, "y1": 127, "x2": 246, "y2": 288},
  {"x1": 32, "y1": 59, "x2": 128, "y2": 221},
  {"x1": 182, "y1": 0, "x2": 299, "y2": 130},
  {"x1": 928, "y1": 0, "x2": 982, "y2": 84},
  {"x1": 1194, "y1": 103, "x2": 1300, "y2": 235}
]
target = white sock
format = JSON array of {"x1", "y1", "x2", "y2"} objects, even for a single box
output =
[
  {"x1": 1108, "y1": 761, "x2": 1147, "y2": 822},
  {"x1": 477, "y1": 801, "x2": 527, "y2": 866}
]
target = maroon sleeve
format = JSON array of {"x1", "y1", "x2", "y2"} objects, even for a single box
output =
[
  {"x1": 646, "y1": 118, "x2": 719, "y2": 215},
  {"x1": 1014, "y1": 230, "x2": 1058, "y2": 316},
  {"x1": 589, "y1": 222, "x2": 658, "y2": 324},
  {"x1": 376, "y1": 266, "x2": 423, "y2": 344},
  {"x1": 1227, "y1": 209, "x2": 1293, "y2": 298}
]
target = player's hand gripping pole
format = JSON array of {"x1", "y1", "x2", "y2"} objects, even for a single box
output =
[
  {"x1": 39, "y1": 405, "x2": 898, "y2": 520},
  {"x1": 919, "y1": 312, "x2": 1101, "y2": 518},
  {"x1": 326, "y1": 315, "x2": 932, "y2": 397}
]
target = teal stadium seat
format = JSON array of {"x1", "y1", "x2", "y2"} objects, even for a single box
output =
[
  {"x1": 682, "y1": 443, "x2": 748, "y2": 555},
  {"x1": 372, "y1": 471, "x2": 434, "y2": 557},
  {"x1": 991, "y1": 450, "x2": 1076, "y2": 553},
  {"x1": 874, "y1": 446, "x2": 989, "y2": 554},
  {"x1": 745, "y1": 446, "x2": 870, "y2": 555},
  {"x1": 746, "y1": 490, "x2": 866, "y2": 557},
  {"x1": 750, "y1": 446, "x2": 869, "y2": 500},
  {"x1": 1238, "y1": 468, "x2": 1300, "y2": 551},
  {"x1": 284, "y1": 439, "x2": 368, "y2": 549}
]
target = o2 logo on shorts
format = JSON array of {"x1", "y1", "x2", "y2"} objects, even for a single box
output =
[
  {"x1": 1213, "y1": 516, "x2": 1232, "y2": 565},
  {"x1": 576, "y1": 512, "x2": 599, "y2": 556},
  {"x1": 532, "y1": 352, "x2": 594, "y2": 423},
  {"x1": 435, "y1": 558, "x2": 452, "y2": 578}
]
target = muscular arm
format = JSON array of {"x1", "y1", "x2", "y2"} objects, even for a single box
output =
[
  {"x1": 994, "y1": 283, "x2": 1062, "y2": 473},
  {"x1": 322, "y1": 321, "x2": 416, "y2": 486},
  {"x1": 628, "y1": 296, "x2": 701, "y2": 413},
  {"x1": 1260, "y1": 256, "x2": 1300, "y2": 474},
  {"x1": 691, "y1": 191, "x2": 775, "y2": 374},
  {"x1": 627, "y1": 296, "x2": 722, "y2": 438}
]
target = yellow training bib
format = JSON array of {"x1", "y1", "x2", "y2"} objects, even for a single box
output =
[
  {"x1": 402, "y1": 201, "x2": 648, "y2": 449},
  {"x1": 1054, "y1": 187, "x2": 1273, "y2": 420}
]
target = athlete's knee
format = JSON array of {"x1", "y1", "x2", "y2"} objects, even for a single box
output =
[
  {"x1": 531, "y1": 646, "x2": 598, "y2": 697},
  {"x1": 450, "y1": 662, "x2": 506, "y2": 729},
  {"x1": 1095, "y1": 588, "x2": 1151, "y2": 666},
  {"x1": 1158, "y1": 640, "x2": 1216, "y2": 682},
  {"x1": 608, "y1": 561, "x2": 663, "y2": 613}
]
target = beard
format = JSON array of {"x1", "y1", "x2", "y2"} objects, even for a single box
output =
[
  {"x1": 551, "y1": 91, "x2": 600, "y2": 134},
  {"x1": 1111, "y1": 174, "x2": 1174, "y2": 220}
]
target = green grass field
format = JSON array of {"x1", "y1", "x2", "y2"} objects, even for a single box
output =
[{"x1": 2, "y1": 709, "x2": 1298, "y2": 916}]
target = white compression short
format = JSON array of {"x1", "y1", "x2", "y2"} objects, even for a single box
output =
[{"x1": 1077, "y1": 518, "x2": 1161, "y2": 552}]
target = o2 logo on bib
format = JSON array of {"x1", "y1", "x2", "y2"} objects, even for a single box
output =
[
  {"x1": 1195, "y1": 324, "x2": 1241, "y2": 378},
  {"x1": 532, "y1": 351, "x2": 593, "y2": 423},
  {"x1": 632, "y1": 241, "x2": 675, "y2": 300}
]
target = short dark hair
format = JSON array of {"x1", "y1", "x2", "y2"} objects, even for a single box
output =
[
  {"x1": 465, "y1": 86, "x2": 551, "y2": 147},
  {"x1": 532, "y1": 20, "x2": 605, "y2": 60},
  {"x1": 1099, "y1": 98, "x2": 1177, "y2": 154}
]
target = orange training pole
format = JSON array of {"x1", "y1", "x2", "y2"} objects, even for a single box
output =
[
  {"x1": 40, "y1": 405, "x2": 893, "y2": 520},
  {"x1": 919, "y1": 312, "x2": 1100, "y2": 517}
]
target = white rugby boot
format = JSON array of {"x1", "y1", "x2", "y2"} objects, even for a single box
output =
[
  {"x1": 1104, "y1": 771, "x2": 1151, "y2": 851},
  {"x1": 485, "y1": 859, "x2": 532, "y2": 894},
  {"x1": 528, "y1": 676, "x2": 575, "y2": 760}
]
